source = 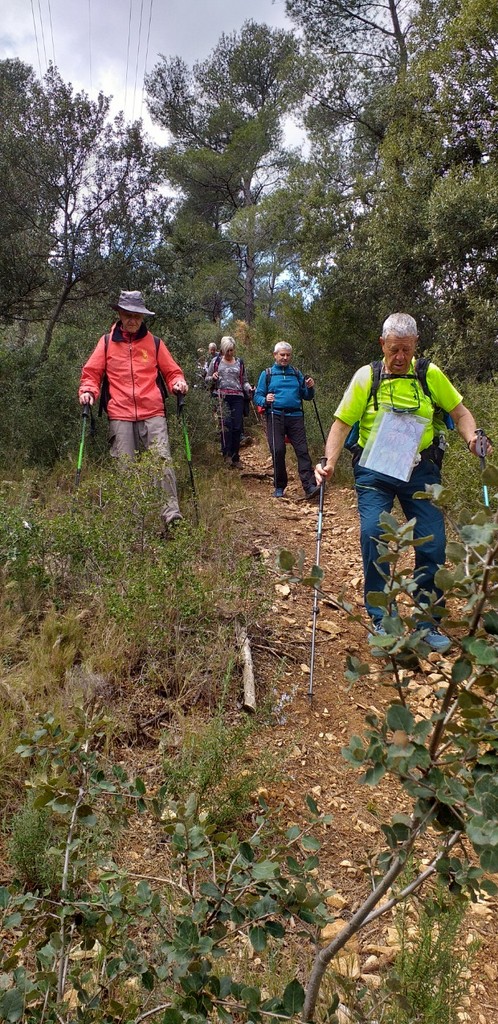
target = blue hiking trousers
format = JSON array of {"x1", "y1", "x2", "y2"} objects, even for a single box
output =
[{"x1": 353, "y1": 459, "x2": 446, "y2": 622}]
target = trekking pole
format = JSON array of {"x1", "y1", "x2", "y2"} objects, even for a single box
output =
[
  {"x1": 75, "y1": 402, "x2": 90, "y2": 489},
  {"x1": 475, "y1": 429, "x2": 490, "y2": 508},
  {"x1": 176, "y1": 394, "x2": 200, "y2": 525},
  {"x1": 270, "y1": 405, "x2": 277, "y2": 491},
  {"x1": 309, "y1": 458, "x2": 327, "y2": 701},
  {"x1": 311, "y1": 395, "x2": 327, "y2": 445}
]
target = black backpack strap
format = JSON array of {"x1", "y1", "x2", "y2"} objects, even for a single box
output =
[
  {"x1": 370, "y1": 360, "x2": 383, "y2": 411},
  {"x1": 98, "y1": 333, "x2": 111, "y2": 417},
  {"x1": 415, "y1": 355, "x2": 449, "y2": 436},
  {"x1": 414, "y1": 356, "x2": 432, "y2": 398},
  {"x1": 265, "y1": 366, "x2": 272, "y2": 389},
  {"x1": 153, "y1": 335, "x2": 169, "y2": 404}
]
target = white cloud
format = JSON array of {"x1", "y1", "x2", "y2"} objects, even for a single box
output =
[{"x1": 2, "y1": 0, "x2": 294, "y2": 138}]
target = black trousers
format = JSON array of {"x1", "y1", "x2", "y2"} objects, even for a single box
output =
[
  {"x1": 266, "y1": 411, "x2": 315, "y2": 492},
  {"x1": 220, "y1": 393, "x2": 244, "y2": 459}
]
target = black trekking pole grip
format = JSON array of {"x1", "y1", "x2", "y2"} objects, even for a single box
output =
[
  {"x1": 176, "y1": 392, "x2": 186, "y2": 417},
  {"x1": 307, "y1": 455, "x2": 328, "y2": 500},
  {"x1": 475, "y1": 429, "x2": 490, "y2": 508}
]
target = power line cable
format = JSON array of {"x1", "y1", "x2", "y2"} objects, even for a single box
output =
[
  {"x1": 88, "y1": 0, "x2": 93, "y2": 89},
  {"x1": 140, "y1": 0, "x2": 154, "y2": 117},
  {"x1": 132, "y1": 0, "x2": 145, "y2": 119},
  {"x1": 30, "y1": 0, "x2": 43, "y2": 76},
  {"x1": 124, "y1": 0, "x2": 133, "y2": 113},
  {"x1": 46, "y1": 0, "x2": 56, "y2": 65},
  {"x1": 36, "y1": 0, "x2": 49, "y2": 69}
]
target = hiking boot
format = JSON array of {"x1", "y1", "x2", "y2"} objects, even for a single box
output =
[
  {"x1": 305, "y1": 485, "x2": 320, "y2": 501},
  {"x1": 273, "y1": 487, "x2": 285, "y2": 498},
  {"x1": 368, "y1": 622, "x2": 388, "y2": 657},
  {"x1": 414, "y1": 625, "x2": 452, "y2": 654}
]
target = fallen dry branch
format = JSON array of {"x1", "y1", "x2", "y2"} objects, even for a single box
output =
[{"x1": 235, "y1": 619, "x2": 256, "y2": 712}]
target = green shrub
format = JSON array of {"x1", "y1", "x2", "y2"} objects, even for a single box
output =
[
  {"x1": 443, "y1": 378, "x2": 498, "y2": 519},
  {"x1": 160, "y1": 709, "x2": 278, "y2": 828},
  {"x1": 8, "y1": 801, "x2": 60, "y2": 892},
  {"x1": 386, "y1": 888, "x2": 478, "y2": 1024}
]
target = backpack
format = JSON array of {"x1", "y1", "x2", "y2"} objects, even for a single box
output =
[
  {"x1": 344, "y1": 357, "x2": 454, "y2": 451},
  {"x1": 98, "y1": 333, "x2": 168, "y2": 417}
]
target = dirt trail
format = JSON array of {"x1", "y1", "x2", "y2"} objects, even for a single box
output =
[
  {"x1": 234, "y1": 435, "x2": 498, "y2": 1020},
  {"x1": 117, "y1": 431, "x2": 497, "y2": 1018}
]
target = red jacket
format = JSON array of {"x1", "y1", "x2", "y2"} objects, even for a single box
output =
[{"x1": 79, "y1": 322, "x2": 186, "y2": 421}]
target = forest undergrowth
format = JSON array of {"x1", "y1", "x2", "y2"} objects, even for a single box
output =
[{"x1": 1, "y1": 411, "x2": 498, "y2": 1024}]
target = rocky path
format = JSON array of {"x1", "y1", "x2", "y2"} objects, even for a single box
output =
[
  {"x1": 117, "y1": 432, "x2": 497, "y2": 1020},
  {"x1": 236, "y1": 436, "x2": 498, "y2": 1022}
]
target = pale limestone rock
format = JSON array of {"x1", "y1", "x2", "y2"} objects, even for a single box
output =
[
  {"x1": 326, "y1": 893, "x2": 347, "y2": 910},
  {"x1": 361, "y1": 973, "x2": 382, "y2": 990}
]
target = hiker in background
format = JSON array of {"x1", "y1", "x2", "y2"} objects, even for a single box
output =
[
  {"x1": 200, "y1": 342, "x2": 219, "y2": 384},
  {"x1": 254, "y1": 341, "x2": 317, "y2": 499},
  {"x1": 315, "y1": 311, "x2": 492, "y2": 652},
  {"x1": 78, "y1": 289, "x2": 188, "y2": 529},
  {"x1": 205, "y1": 336, "x2": 254, "y2": 467}
]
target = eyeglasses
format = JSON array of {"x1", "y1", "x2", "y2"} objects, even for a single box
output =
[{"x1": 384, "y1": 376, "x2": 422, "y2": 414}]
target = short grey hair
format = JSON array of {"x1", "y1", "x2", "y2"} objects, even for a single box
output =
[
  {"x1": 274, "y1": 341, "x2": 292, "y2": 354},
  {"x1": 381, "y1": 313, "x2": 418, "y2": 339},
  {"x1": 220, "y1": 336, "x2": 235, "y2": 355}
]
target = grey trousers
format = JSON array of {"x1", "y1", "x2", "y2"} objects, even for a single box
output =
[{"x1": 108, "y1": 417, "x2": 181, "y2": 524}]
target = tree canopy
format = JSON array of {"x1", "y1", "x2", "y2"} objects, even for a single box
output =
[
  {"x1": 0, "y1": 1, "x2": 496, "y2": 381},
  {"x1": 0, "y1": 61, "x2": 165, "y2": 357},
  {"x1": 146, "y1": 20, "x2": 309, "y2": 324}
]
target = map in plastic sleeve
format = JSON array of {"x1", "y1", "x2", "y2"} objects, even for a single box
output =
[{"x1": 359, "y1": 408, "x2": 430, "y2": 481}]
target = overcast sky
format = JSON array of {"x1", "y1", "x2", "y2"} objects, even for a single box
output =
[{"x1": 2, "y1": 0, "x2": 297, "y2": 141}]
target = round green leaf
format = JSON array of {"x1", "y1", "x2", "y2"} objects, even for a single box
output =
[
  {"x1": 0, "y1": 989, "x2": 24, "y2": 1023},
  {"x1": 283, "y1": 979, "x2": 305, "y2": 1015},
  {"x1": 248, "y1": 926, "x2": 267, "y2": 952},
  {"x1": 386, "y1": 705, "x2": 414, "y2": 733}
]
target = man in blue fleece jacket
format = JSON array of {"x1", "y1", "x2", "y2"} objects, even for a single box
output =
[{"x1": 254, "y1": 342, "x2": 316, "y2": 498}]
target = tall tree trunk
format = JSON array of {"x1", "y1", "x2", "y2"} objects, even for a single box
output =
[
  {"x1": 388, "y1": 0, "x2": 408, "y2": 71},
  {"x1": 244, "y1": 247, "x2": 256, "y2": 324},
  {"x1": 39, "y1": 276, "x2": 76, "y2": 363}
]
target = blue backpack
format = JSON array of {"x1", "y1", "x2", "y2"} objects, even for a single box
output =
[{"x1": 344, "y1": 357, "x2": 454, "y2": 450}]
